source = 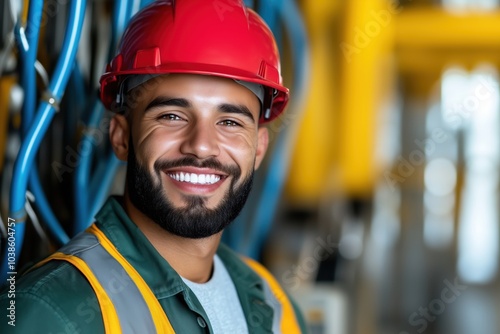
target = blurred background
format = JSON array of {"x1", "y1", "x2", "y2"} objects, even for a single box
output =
[{"x1": 1, "y1": 0, "x2": 500, "y2": 333}]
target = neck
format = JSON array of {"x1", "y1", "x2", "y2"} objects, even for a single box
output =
[{"x1": 122, "y1": 193, "x2": 221, "y2": 283}]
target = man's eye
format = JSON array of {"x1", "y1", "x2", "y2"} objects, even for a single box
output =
[
  {"x1": 219, "y1": 120, "x2": 240, "y2": 127},
  {"x1": 158, "y1": 114, "x2": 182, "y2": 121}
]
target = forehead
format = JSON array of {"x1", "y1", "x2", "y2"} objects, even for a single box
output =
[{"x1": 127, "y1": 74, "x2": 261, "y2": 116}]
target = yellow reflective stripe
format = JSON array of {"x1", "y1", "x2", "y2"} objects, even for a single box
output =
[
  {"x1": 36, "y1": 252, "x2": 121, "y2": 334},
  {"x1": 243, "y1": 257, "x2": 302, "y2": 334},
  {"x1": 87, "y1": 224, "x2": 175, "y2": 334}
]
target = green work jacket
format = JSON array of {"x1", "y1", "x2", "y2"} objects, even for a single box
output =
[{"x1": 0, "y1": 196, "x2": 307, "y2": 333}]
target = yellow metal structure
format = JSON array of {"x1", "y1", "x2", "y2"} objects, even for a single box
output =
[
  {"x1": 337, "y1": 0, "x2": 394, "y2": 197},
  {"x1": 396, "y1": 9, "x2": 500, "y2": 50},
  {"x1": 287, "y1": 0, "x2": 394, "y2": 201},
  {"x1": 286, "y1": 1, "x2": 500, "y2": 202},
  {"x1": 397, "y1": 8, "x2": 500, "y2": 77},
  {"x1": 286, "y1": 0, "x2": 340, "y2": 205}
]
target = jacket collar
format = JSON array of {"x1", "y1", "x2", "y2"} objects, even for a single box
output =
[{"x1": 95, "y1": 196, "x2": 265, "y2": 297}]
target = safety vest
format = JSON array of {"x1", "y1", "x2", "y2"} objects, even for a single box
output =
[{"x1": 35, "y1": 224, "x2": 302, "y2": 333}]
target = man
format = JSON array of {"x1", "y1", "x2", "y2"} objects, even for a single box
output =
[{"x1": 0, "y1": 0, "x2": 306, "y2": 333}]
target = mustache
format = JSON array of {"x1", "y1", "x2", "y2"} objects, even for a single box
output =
[{"x1": 154, "y1": 156, "x2": 241, "y2": 177}]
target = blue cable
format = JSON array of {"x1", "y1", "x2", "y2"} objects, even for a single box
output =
[
  {"x1": 74, "y1": 0, "x2": 133, "y2": 232},
  {"x1": 74, "y1": 0, "x2": 124, "y2": 233},
  {"x1": 75, "y1": 0, "x2": 137, "y2": 232},
  {"x1": 88, "y1": 154, "x2": 122, "y2": 223},
  {"x1": 234, "y1": 0, "x2": 310, "y2": 258},
  {"x1": 29, "y1": 169, "x2": 69, "y2": 244},
  {"x1": 65, "y1": 64, "x2": 87, "y2": 233},
  {"x1": 87, "y1": 0, "x2": 146, "y2": 221},
  {"x1": 66, "y1": 64, "x2": 86, "y2": 141},
  {"x1": 74, "y1": 0, "x2": 146, "y2": 233},
  {"x1": 258, "y1": 0, "x2": 279, "y2": 33},
  {"x1": 108, "y1": 0, "x2": 129, "y2": 61},
  {"x1": 128, "y1": 0, "x2": 142, "y2": 18},
  {"x1": 19, "y1": 0, "x2": 43, "y2": 136},
  {"x1": 2, "y1": 0, "x2": 87, "y2": 281},
  {"x1": 73, "y1": 101, "x2": 104, "y2": 234},
  {"x1": 244, "y1": 0, "x2": 255, "y2": 8},
  {"x1": 140, "y1": 0, "x2": 156, "y2": 9},
  {"x1": 16, "y1": 0, "x2": 70, "y2": 246},
  {"x1": 258, "y1": 0, "x2": 284, "y2": 50}
]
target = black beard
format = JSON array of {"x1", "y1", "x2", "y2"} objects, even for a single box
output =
[{"x1": 126, "y1": 141, "x2": 254, "y2": 239}]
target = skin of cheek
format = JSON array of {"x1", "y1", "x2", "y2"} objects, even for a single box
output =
[{"x1": 218, "y1": 132, "x2": 259, "y2": 179}]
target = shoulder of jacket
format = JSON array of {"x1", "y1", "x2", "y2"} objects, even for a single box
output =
[{"x1": 14, "y1": 258, "x2": 91, "y2": 297}]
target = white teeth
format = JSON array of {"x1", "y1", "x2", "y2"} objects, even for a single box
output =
[{"x1": 168, "y1": 172, "x2": 221, "y2": 185}]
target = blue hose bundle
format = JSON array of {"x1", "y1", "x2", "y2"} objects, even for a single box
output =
[
  {"x1": 74, "y1": 0, "x2": 140, "y2": 234},
  {"x1": 2, "y1": 0, "x2": 87, "y2": 282}
]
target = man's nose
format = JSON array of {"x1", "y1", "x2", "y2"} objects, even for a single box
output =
[{"x1": 179, "y1": 121, "x2": 220, "y2": 159}]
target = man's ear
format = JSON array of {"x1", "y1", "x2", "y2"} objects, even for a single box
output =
[
  {"x1": 254, "y1": 127, "x2": 269, "y2": 170},
  {"x1": 109, "y1": 114, "x2": 129, "y2": 161}
]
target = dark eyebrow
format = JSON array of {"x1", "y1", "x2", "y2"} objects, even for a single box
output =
[
  {"x1": 218, "y1": 103, "x2": 255, "y2": 123},
  {"x1": 144, "y1": 97, "x2": 191, "y2": 112}
]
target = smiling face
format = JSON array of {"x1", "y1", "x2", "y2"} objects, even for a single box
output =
[{"x1": 109, "y1": 74, "x2": 269, "y2": 238}]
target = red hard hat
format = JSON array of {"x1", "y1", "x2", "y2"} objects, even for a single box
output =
[{"x1": 99, "y1": 0, "x2": 289, "y2": 123}]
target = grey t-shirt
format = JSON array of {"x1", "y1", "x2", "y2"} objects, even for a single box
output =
[{"x1": 182, "y1": 255, "x2": 249, "y2": 334}]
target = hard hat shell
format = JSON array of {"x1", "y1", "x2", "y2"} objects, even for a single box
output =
[{"x1": 99, "y1": 0, "x2": 289, "y2": 123}]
